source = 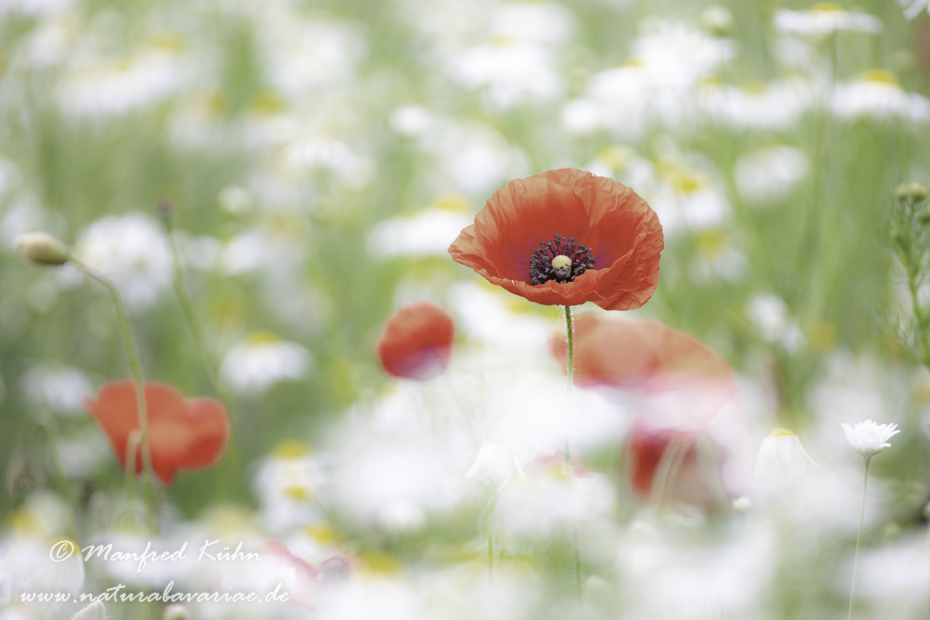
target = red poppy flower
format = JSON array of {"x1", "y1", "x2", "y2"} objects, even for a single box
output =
[
  {"x1": 375, "y1": 300, "x2": 455, "y2": 380},
  {"x1": 448, "y1": 168, "x2": 664, "y2": 310},
  {"x1": 550, "y1": 314, "x2": 752, "y2": 507},
  {"x1": 551, "y1": 313, "x2": 736, "y2": 425},
  {"x1": 626, "y1": 423, "x2": 721, "y2": 510},
  {"x1": 84, "y1": 380, "x2": 230, "y2": 484}
]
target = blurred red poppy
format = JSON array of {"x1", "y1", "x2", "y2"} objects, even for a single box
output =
[
  {"x1": 551, "y1": 313, "x2": 736, "y2": 424},
  {"x1": 375, "y1": 300, "x2": 455, "y2": 380},
  {"x1": 448, "y1": 168, "x2": 664, "y2": 310},
  {"x1": 551, "y1": 314, "x2": 751, "y2": 508},
  {"x1": 84, "y1": 380, "x2": 230, "y2": 484}
]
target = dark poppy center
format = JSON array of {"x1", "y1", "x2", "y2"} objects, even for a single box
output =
[{"x1": 529, "y1": 234, "x2": 596, "y2": 285}]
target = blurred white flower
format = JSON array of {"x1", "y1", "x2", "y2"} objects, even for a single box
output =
[
  {"x1": 754, "y1": 427, "x2": 816, "y2": 480},
  {"x1": 466, "y1": 441, "x2": 526, "y2": 491},
  {"x1": 277, "y1": 136, "x2": 373, "y2": 188},
  {"x1": 332, "y1": 437, "x2": 452, "y2": 532},
  {"x1": 832, "y1": 71, "x2": 930, "y2": 122},
  {"x1": 902, "y1": 0, "x2": 930, "y2": 19},
  {"x1": 648, "y1": 157, "x2": 731, "y2": 235},
  {"x1": 775, "y1": 6, "x2": 881, "y2": 35},
  {"x1": 841, "y1": 420, "x2": 900, "y2": 457},
  {"x1": 700, "y1": 79, "x2": 817, "y2": 131},
  {"x1": 389, "y1": 105, "x2": 434, "y2": 138},
  {"x1": 259, "y1": 16, "x2": 365, "y2": 98},
  {"x1": 690, "y1": 230, "x2": 747, "y2": 284},
  {"x1": 367, "y1": 206, "x2": 473, "y2": 259},
  {"x1": 254, "y1": 440, "x2": 325, "y2": 533},
  {"x1": 494, "y1": 459, "x2": 615, "y2": 539},
  {"x1": 747, "y1": 294, "x2": 805, "y2": 352},
  {"x1": 173, "y1": 232, "x2": 220, "y2": 272},
  {"x1": 218, "y1": 185, "x2": 254, "y2": 216},
  {"x1": 0, "y1": 0, "x2": 72, "y2": 17},
  {"x1": 220, "y1": 332, "x2": 311, "y2": 394},
  {"x1": 74, "y1": 212, "x2": 172, "y2": 311},
  {"x1": 55, "y1": 428, "x2": 111, "y2": 479},
  {"x1": 563, "y1": 20, "x2": 733, "y2": 139},
  {"x1": 435, "y1": 2, "x2": 574, "y2": 110},
  {"x1": 162, "y1": 603, "x2": 189, "y2": 620},
  {"x1": 453, "y1": 43, "x2": 563, "y2": 110},
  {"x1": 701, "y1": 5, "x2": 733, "y2": 36},
  {"x1": 21, "y1": 363, "x2": 91, "y2": 415},
  {"x1": 857, "y1": 534, "x2": 930, "y2": 613},
  {"x1": 489, "y1": 2, "x2": 576, "y2": 46},
  {"x1": 734, "y1": 145, "x2": 808, "y2": 204},
  {"x1": 424, "y1": 120, "x2": 529, "y2": 195},
  {"x1": 0, "y1": 494, "x2": 83, "y2": 599},
  {"x1": 59, "y1": 47, "x2": 192, "y2": 116}
]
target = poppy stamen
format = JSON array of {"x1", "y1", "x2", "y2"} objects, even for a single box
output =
[{"x1": 529, "y1": 234, "x2": 596, "y2": 285}]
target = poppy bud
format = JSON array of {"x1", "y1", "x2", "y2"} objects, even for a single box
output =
[
  {"x1": 14, "y1": 232, "x2": 70, "y2": 266},
  {"x1": 375, "y1": 301, "x2": 455, "y2": 380},
  {"x1": 894, "y1": 181, "x2": 930, "y2": 202},
  {"x1": 156, "y1": 200, "x2": 175, "y2": 227}
]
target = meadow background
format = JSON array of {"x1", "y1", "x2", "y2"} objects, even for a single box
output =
[{"x1": 2, "y1": 0, "x2": 930, "y2": 618}]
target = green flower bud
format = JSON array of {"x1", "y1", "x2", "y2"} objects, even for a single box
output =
[
  {"x1": 894, "y1": 181, "x2": 930, "y2": 202},
  {"x1": 14, "y1": 232, "x2": 69, "y2": 266}
]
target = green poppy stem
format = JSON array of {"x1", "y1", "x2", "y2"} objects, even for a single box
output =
[
  {"x1": 564, "y1": 305, "x2": 582, "y2": 605},
  {"x1": 72, "y1": 258, "x2": 158, "y2": 531},
  {"x1": 160, "y1": 215, "x2": 245, "y2": 501},
  {"x1": 847, "y1": 456, "x2": 872, "y2": 620}
]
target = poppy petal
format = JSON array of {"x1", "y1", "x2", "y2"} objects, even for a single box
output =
[
  {"x1": 375, "y1": 301, "x2": 455, "y2": 381},
  {"x1": 449, "y1": 168, "x2": 664, "y2": 309},
  {"x1": 84, "y1": 380, "x2": 230, "y2": 485}
]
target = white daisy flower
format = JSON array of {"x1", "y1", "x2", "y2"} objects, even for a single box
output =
[
  {"x1": 832, "y1": 70, "x2": 930, "y2": 122},
  {"x1": 747, "y1": 294, "x2": 806, "y2": 352},
  {"x1": 219, "y1": 332, "x2": 311, "y2": 394},
  {"x1": 73, "y1": 212, "x2": 172, "y2": 311},
  {"x1": 700, "y1": 79, "x2": 817, "y2": 131},
  {"x1": 465, "y1": 440, "x2": 527, "y2": 491},
  {"x1": 254, "y1": 440, "x2": 326, "y2": 533},
  {"x1": 775, "y1": 5, "x2": 881, "y2": 35},
  {"x1": 366, "y1": 197, "x2": 474, "y2": 260},
  {"x1": 901, "y1": 0, "x2": 930, "y2": 20},
  {"x1": 734, "y1": 145, "x2": 809, "y2": 204},
  {"x1": 755, "y1": 428, "x2": 817, "y2": 480},
  {"x1": 21, "y1": 363, "x2": 91, "y2": 415},
  {"x1": 841, "y1": 420, "x2": 900, "y2": 458},
  {"x1": 59, "y1": 47, "x2": 192, "y2": 117}
]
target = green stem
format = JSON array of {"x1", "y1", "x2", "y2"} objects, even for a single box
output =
[
  {"x1": 847, "y1": 456, "x2": 872, "y2": 620},
  {"x1": 72, "y1": 258, "x2": 157, "y2": 530},
  {"x1": 163, "y1": 221, "x2": 226, "y2": 403},
  {"x1": 564, "y1": 305, "x2": 574, "y2": 470},
  {"x1": 162, "y1": 219, "x2": 245, "y2": 500},
  {"x1": 905, "y1": 252, "x2": 930, "y2": 370},
  {"x1": 488, "y1": 529, "x2": 493, "y2": 582},
  {"x1": 650, "y1": 437, "x2": 688, "y2": 514},
  {"x1": 564, "y1": 305, "x2": 582, "y2": 604}
]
